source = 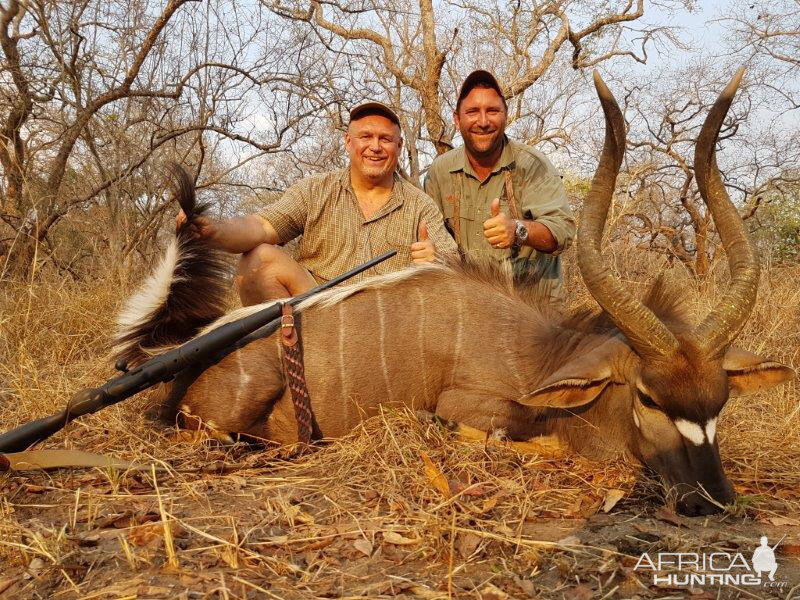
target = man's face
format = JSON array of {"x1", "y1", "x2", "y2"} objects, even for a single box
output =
[
  {"x1": 345, "y1": 115, "x2": 402, "y2": 181},
  {"x1": 454, "y1": 86, "x2": 507, "y2": 159}
]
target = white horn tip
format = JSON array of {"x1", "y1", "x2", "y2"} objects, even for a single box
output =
[{"x1": 724, "y1": 67, "x2": 746, "y2": 99}]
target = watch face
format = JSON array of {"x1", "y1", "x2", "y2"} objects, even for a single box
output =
[{"x1": 516, "y1": 221, "x2": 528, "y2": 241}]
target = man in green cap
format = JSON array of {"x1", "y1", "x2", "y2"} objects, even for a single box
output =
[{"x1": 424, "y1": 70, "x2": 576, "y2": 300}]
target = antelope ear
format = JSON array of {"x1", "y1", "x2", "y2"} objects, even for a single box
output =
[
  {"x1": 517, "y1": 338, "x2": 629, "y2": 409},
  {"x1": 723, "y1": 347, "x2": 795, "y2": 397}
]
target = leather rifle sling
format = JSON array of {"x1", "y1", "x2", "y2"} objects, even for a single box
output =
[
  {"x1": 502, "y1": 169, "x2": 522, "y2": 220},
  {"x1": 280, "y1": 303, "x2": 316, "y2": 445},
  {"x1": 503, "y1": 169, "x2": 525, "y2": 259}
]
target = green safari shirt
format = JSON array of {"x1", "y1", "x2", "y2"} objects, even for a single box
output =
[{"x1": 424, "y1": 137, "x2": 575, "y2": 300}]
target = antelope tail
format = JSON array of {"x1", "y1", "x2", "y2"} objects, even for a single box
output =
[{"x1": 110, "y1": 166, "x2": 229, "y2": 369}]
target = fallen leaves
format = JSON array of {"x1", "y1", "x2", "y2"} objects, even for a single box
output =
[
  {"x1": 763, "y1": 515, "x2": 800, "y2": 526},
  {"x1": 68, "y1": 532, "x2": 101, "y2": 547},
  {"x1": 128, "y1": 521, "x2": 186, "y2": 548},
  {"x1": 96, "y1": 510, "x2": 159, "y2": 529},
  {"x1": 301, "y1": 537, "x2": 337, "y2": 552},
  {"x1": 563, "y1": 584, "x2": 593, "y2": 600},
  {"x1": 383, "y1": 531, "x2": 418, "y2": 546},
  {"x1": 282, "y1": 504, "x2": 315, "y2": 526},
  {"x1": 479, "y1": 496, "x2": 499, "y2": 514},
  {"x1": 556, "y1": 535, "x2": 581, "y2": 547},
  {"x1": 420, "y1": 452, "x2": 450, "y2": 498},
  {"x1": 602, "y1": 489, "x2": 625, "y2": 513},
  {"x1": 653, "y1": 506, "x2": 684, "y2": 527},
  {"x1": 24, "y1": 558, "x2": 46, "y2": 579},
  {"x1": 352, "y1": 538, "x2": 373, "y2": 557},
  {"x1": 134, "y1": 585, "x2": 174, "y2": 598},
  {"x1": 512, "y1": 575, "x2": 536, "y2": 597},
  {"x1": 779, "y1": 543, "x2": 800, "y2": 556},
  {"x1": 455, "y1": 532, "x2": 482, "y2": 558},
  {"x1": 479, "y1": 583, "x2": 509, "y2": 599},
  {"x1": 420, "y1": 452, "x2": 496, "y2": 504},
  {"x1": 453, "y1": 423, "x2": 565, "y2": 457},
  {"x1": 0, "y1": 579, "x2": 17, "y2": 595}
]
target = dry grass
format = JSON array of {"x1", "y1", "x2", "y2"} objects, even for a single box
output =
[{"x1": 1, "y1": 246, "x2": 799, "y2": 598}]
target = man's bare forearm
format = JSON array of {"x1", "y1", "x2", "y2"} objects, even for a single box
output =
[
  {"x1": 208, "y1": 214, "x2": 278, "y2": 254},
  {"x1": 521, "y1": 220, "x2": 558, "y2": 254}
]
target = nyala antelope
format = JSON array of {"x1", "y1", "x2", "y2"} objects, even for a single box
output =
[{"x1": 113, "y1": 70, "x2": 793, "y2": 516}]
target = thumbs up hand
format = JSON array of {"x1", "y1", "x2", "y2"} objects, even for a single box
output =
[
  {"x1": 483, "y1": 198, "x2": 516, "y2": 249},
  {"x1": 418, "y1": 221, "x2": 428, "y2": 242},
  {"x1": 410, "y1": 220, "x2": 436, "y2": 264}
]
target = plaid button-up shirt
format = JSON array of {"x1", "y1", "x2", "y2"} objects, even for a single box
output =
[{"x1": 262, "y1": 168, "x2": 458, "y2": 283}]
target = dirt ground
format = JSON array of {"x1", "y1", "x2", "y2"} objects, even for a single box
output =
[{"x1": 1, "y1": 411, "x2": 799, "y2": 600}]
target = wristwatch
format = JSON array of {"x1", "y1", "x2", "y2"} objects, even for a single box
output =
[{"x1": 513, "y1": 219, "x2": 528, "y2": 249}]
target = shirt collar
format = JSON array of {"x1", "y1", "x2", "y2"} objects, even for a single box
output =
[
  {"x1": 449, "y1": 135, "x2": 515, "y2": 177},
  {"x1": 343, "y1": 167, "x2": 405, "y2": 223}
]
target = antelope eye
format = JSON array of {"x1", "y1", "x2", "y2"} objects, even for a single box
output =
[{"x1": 637, "y1": 390, "x2": 660, "y2": 410}]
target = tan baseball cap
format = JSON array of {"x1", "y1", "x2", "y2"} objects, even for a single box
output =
[
  {"x1": 456, "y1": 70, "x2": 506, "y2": 109},
  {"x1": 349, "y1": 101, "x2": 400, "y2": 126}
]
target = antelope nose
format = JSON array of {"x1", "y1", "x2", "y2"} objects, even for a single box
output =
[
  {"x1": 677, "y1": 482, "x2": 736, "y2": 516},
  {"x1": 678, "y1": 493, "x2": 724, "y2": 516}
]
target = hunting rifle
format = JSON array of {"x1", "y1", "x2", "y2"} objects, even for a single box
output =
[{"x1": 0, "y1": 251, "x2": 396, "y2": 454}]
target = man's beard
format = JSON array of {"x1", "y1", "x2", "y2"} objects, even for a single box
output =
[{"x1": 462, "y1": 129, "x2": 503, "y2": 158}]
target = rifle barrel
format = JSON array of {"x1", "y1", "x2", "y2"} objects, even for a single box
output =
[{"x1": 0, "y1": 251, "x2": 396, "y2": 453}]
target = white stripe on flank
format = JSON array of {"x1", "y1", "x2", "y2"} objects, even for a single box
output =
[
  {"x1": 375, "y1": 288, "x2": 393, "y2": 402},
  {"x1": 234, "y1": 351, "x2": 250, "y2": 407},
  {"x1": 338, "y1": 302, "x2": 348, "y2": 400},
  {"x1": 504, "y1": 334, "x2": 524, "y2": 392},
  {"x1": 450, "y1": 289, "x2": 464, "y2": 386},
  {"x1": 705, "y1": 417, "x2": 717, "y2": 444},
  {"x1": 415, "y1": 286, "x2": 429, "y2": 405},
  {"x1": 675, "y1": 419, "x2": 705, "y2": 446}
]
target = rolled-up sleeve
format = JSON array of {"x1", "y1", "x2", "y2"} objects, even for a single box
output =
[
  {"x1": 261, "y1": 180, "x2": 309, "y2": 245},
  {"x1": 519, "y1": 158, "x2": 575, "y2": 255}
]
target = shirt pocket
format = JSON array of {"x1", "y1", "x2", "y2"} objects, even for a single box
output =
[{"x1": 442, "y1": 196, "x2": 482, "y2": 242}]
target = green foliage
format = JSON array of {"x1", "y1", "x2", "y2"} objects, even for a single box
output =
[
  {"x1": 563, "y1": 174, "x2": 591, "y2": 198},
  {"x1": 751, "y1": 185, "x2": 800, "y2": 263}
]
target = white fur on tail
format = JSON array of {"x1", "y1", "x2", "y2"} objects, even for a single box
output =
[{"x1": 111, "y1": 239, "x2": 181, "y2": 360}]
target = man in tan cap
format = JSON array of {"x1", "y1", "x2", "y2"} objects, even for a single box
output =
[
  {"x1": 425, "y1": 70, "x2": 575, "y2": 300},
  {"x1": 179, "y1": 102, "x2": 457, "y2": 304}
]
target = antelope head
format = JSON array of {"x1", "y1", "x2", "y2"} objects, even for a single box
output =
[{"x1": 522, "y1": 70, "x2": 794, "y2": 516}]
